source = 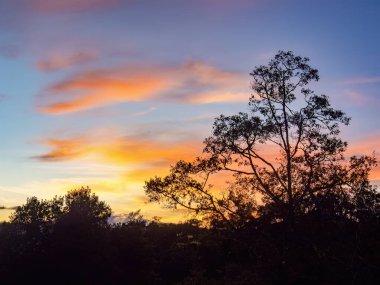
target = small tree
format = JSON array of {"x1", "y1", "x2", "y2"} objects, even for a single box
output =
[
  {"x1": 10, "y1": 187, "x2": 111, "y2": 230},
  {"x1": 145, "y1": 51, "x2": 377, "y2": 228},
  {"x1": 10, "y1": 196, "x2": 64, "y2": 236}
]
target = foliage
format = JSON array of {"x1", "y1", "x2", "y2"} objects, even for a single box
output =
[
  {"x1": 0, "y1": 210, "x2": 379, "y2": 284},
  {"x1": 145, "y1": 51, "x2": 378, "y2": 228}
]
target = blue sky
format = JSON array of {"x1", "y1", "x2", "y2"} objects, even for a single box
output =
[{"x1": 0, "y1": 0, "x2": 379, "y2": 221}]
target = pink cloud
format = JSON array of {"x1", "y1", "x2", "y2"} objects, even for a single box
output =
[
  {"x1": 343, "y1": 90, "x2": 371, "y2": 105},
  {"x1": 338, "y1": 89, "x2": 380, "y2": 107}
]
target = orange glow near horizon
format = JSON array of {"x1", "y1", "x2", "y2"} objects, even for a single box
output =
[
  {"x1": 22, "y1": 132, "x2": 377, "y2": 223},
  {"x1": 37, "y1": 135, "x2": 203, "y2": 165}
]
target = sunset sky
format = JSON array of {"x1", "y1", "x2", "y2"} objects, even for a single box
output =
[{"x1": 0, "y1": 0, "x2": 379, "y2": 221}]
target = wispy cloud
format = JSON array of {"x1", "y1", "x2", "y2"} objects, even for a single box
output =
[
  {"x1": 30, "y1": 0, "x2": 122, "y2": 14},
  {"x1": 338, "y1": 89, "x2": 380, "y2": 107},
  {"x1": 342, "y1": 90, "x2": 371, "y2": 105},
  {"x1": 37, "y1": 61, "x2": 247, "y2": 114},
  {"x1": 36, "y1": 133, "x2": 202, "y2": 166},
  {"x1": 37, "y1": 51, "x2": 97, "y2": 72},
  {"x1": 37, "y1": 138, "x2": 89, "y2": 162},
  {"x1": 340, "y1": 76, "x2": 380, "y2": 85},
  {"x1": 132, "y1": 106, "x2": 157, "y2": 116},
  {"x1": 181, "y1": 90, "x2": 248, "y2": 104}
]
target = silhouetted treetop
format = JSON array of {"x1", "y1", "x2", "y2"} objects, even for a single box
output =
[
  {"x1": 63, "y1": 186, "x2": 111, "y2": 225},
  {"x1": 10, "y1": 196, "x2": 63, "y2": 225}
]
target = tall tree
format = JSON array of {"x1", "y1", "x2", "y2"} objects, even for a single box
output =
[{"x1": 145, "y1": 51, "x2": 378, "y2": 228}]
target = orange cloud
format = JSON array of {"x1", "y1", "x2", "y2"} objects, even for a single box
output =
[
  {"x1": 37, "y1": 61, "x2": 247, "y2": 114},
  {"x1": 183, "y1": 91, "x2": 248, "y2": 104},
  {"x1": 37, "y1": 51, "x2": 97, "y2": 72},
  {"x1": 35, "y1": 133, "x2": 205, "y2": 207},
  {"x1": 37, "y1": 138, "x2": 88, "y2": 161},
  {"x1": 37, "y1": 135, "x2": 202, "y2": 167},
  {"x1": 40, "y1": 72, "x2": 171, "y2": 114}
]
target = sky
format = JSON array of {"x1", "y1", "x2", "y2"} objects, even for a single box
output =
[{"x1": 0, "y1": 0, "x2": 379, "y2": 222}]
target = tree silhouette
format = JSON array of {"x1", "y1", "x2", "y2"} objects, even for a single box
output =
[
  {"x1": 61, "y1": 186, "x2": 111, "y2": 226},
  {"x1": 10, "y1": 187, "x2": 111, "y2": 232},
  {"x1": 10, "y1": 196, "x2": 64, "y2": 238},
  {"x1": 145, "y1": 51, "x2": 378, "y2": 228}
]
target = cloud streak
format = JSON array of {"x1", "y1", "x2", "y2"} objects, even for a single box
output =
[
  {"x1": 37, "y1": 61, "x2": 248, "y2": 114},
  {"x1": 35, "y1": 132, "x2": 204, "y2": 193},
  {"x1": 338, "y1": 89, "x2": 380, "y2": 107},
  {"x1": 37, "y1": 51, "x2": 97, "y2": 72},
  {"x1": 340, "y1": 76, "x2": 380, "y2": 85},
  {"x1": 36, "y1": 134, "x2": 202, "y2": 167}
]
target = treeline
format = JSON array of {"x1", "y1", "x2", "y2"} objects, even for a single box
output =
[{"x1": 0, "y1": 187, "x2": 379, "y2": 284}]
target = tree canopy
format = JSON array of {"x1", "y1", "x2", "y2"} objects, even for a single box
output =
[{"x1": 145, "y1": 51, "x2": 378, "y2": 228}]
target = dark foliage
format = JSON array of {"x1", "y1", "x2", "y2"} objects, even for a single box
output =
[{"x1": 0, "y1": 188, "x2": 379, "y2": 284}]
